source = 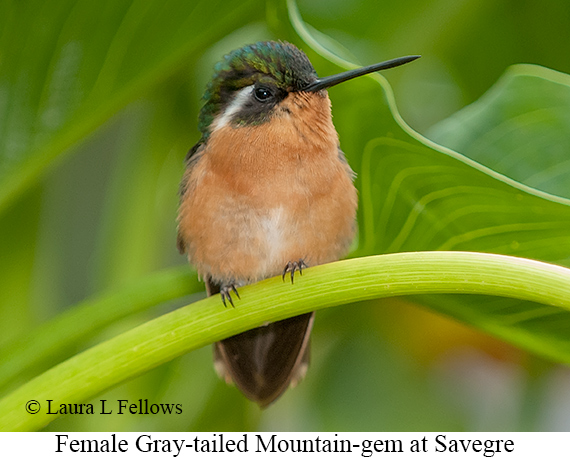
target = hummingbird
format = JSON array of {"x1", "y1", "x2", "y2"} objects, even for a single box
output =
[{"x1": 177, "y1": 41, "x2": 419, "y2": 407}]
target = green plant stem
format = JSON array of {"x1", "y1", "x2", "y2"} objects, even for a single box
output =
[
  {"x1": 2, "y1": 251, "x2": 570, "y2": 431},
  {"x1": 0, "y1": 266, "x2": 199, "y2": 393}
]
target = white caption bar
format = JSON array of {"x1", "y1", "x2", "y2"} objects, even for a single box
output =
[{"x1": 0, "y1": 432, "x2": 565, "y2": 456}]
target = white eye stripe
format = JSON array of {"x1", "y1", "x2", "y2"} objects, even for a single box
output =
[{"x1": 212, "y1": 85, "x2": 254, "y2": 131}]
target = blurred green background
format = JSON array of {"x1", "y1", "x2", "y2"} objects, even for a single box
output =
[{"x1": 1, "y1": 0, "x2": 570, "y2": 431}]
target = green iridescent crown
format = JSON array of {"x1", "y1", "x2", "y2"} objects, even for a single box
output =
[{"x1": 198, "y1": 41, "x2": 317, "y2": 137}]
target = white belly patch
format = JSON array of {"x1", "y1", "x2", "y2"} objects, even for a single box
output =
[{"x1": 259, "y1": 206, "x2": 287, "y2": 268}]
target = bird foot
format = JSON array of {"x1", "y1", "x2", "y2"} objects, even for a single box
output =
[
  {"x1": 282, "y1": 259, "x2": 308, "y2": 284},
  {"x1": 220, "y1": 284, "x2": 240, "y2": 308}
]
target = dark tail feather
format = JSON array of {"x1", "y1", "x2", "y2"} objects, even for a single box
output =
[{"x1": 207, "y1": 277, "x2": 313, "y2": 407}]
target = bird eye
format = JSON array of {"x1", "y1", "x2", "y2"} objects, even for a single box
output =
[{"x1": 254, "y1": 86, "x2": 273, "y2": 102}]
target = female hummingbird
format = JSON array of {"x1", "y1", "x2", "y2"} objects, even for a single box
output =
[{"x1": 177, "y1": 41, "x2": 419, "y2": 407}]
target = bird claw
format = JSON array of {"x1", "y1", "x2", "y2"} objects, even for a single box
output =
[
  {"x1": 282, "y1": 259, "x2": 307, "y2": 284},
  {"x1": 220, "y1": 284, "x2": 240, "y2": 308}
]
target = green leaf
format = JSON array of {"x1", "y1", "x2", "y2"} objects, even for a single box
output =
[
  {"x1": 427, "y1": 65, "x2": 570, "y2": 200},
  {"x1": 358, "y1": 132, "x2": 570, "y2": 260},
  {"x1": 0, "y1": 0, "x2": 262, "y2": 213},
  {"x1": 289, "y1": 0, "x2": 570, "y2": 265}
]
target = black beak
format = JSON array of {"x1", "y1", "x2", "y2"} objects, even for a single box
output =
[{"x1": 304, "y1": 55, "x2": 420, "y2": 92}]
